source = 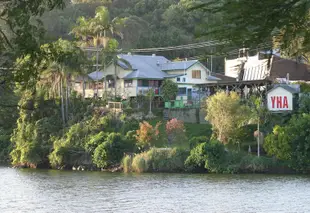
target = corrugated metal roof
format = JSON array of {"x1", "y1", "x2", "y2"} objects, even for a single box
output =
[
  {"x1": 161, "y1": 60, "x2": 198, "y2": 71},
  {"x1": 226, "y1": 54, "x2": 310, "y2": 82},
  {"x1": 119, "y1": 54, "x2": 171, "y2": 79}
]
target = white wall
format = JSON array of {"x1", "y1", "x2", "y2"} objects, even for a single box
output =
[
  {"x1": 167, "y1": 63, "x2": 215, "y2": 85},
  {"x1": 267, "y1": 87, "x2": 293, "y2": 111},
  {"x1": 225, "y1": 55, "x2": 270, "y2": 80}
]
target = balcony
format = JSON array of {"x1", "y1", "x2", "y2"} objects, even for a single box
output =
[{"x1": 137, "y1": 87, "x2": 161, "y2": 96}]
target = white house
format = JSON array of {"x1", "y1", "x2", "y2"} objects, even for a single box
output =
[{"x1": 73, "y1": 53, "x2": 219, "y2": 100}]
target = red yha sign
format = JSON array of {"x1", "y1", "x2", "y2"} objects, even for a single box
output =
[{"x1": 270, "y1": 96, "x2": 289, "y2": 109}]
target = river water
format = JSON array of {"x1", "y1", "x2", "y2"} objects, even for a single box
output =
[{"x1": 0, "y1": 166, "x2": 310, "y2": 213}]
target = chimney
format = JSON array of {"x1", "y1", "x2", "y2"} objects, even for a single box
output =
[
  {"x1": 152, "y1": 53, "x2": 156, "y2": 57},
  {"x1": 157, "y1": 60, "x2": 160, "y2": 66}
]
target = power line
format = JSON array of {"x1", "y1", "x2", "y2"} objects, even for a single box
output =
[{"x1": 81, "y1": 40, "x2": 226, "y2": 53}]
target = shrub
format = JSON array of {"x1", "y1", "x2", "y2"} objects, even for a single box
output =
[
  {"x1": 147, "y1": 148, "x2": 188, "y2": 172},
  {"x1": 131, "y1": 152, "x2": 149, "y2": 173},
  {"x1": 166, "y1": 118, "x2": 187, "y2": 147},
  {"x1": 135, "y1": 121, "x2": 161, "y2": 151},
  {"x1": 93, "y1": 132, "x2": 135, "y2": 168},
  {"x1": 185, "y1": 140, "x2": 237, "y2": 173},
  {"x1": 185, "y1": 143, "x2": 208, "y2": 172},
  {"x1": 239, "y1": 155, "x2": 276, "y2": 173},
  {"x1": 122, "y1": 155, "x2": 132, "y2": 173},
  {"x1": 189, "y1": 136, "x2": 209, "y2": 149},
  {"x1": 121, "y1": 119, "x2": 139, "y2": 135},
  {"x1": 84, "y1": 132, "x2": 108, "y2": 154},
  {"x1": 130, "y1": 148, "x2": 189, "y2": 173},
  {"x1": 204, "y1": 140, "x2": 228, "y2": 173},
  {"x1": 264, "y1": 114, "x2": 310, "y2": 173}
]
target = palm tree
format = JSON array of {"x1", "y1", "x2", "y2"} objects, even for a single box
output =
[
  {"x1": 40, "y1": 39, "x2": 87, "y2": 125},
  {"x1": 71, "y1": 6, "x2": 127, "y2": 99}
]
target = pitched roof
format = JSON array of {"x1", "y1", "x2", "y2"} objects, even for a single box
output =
[
  {"x1": 119, "y1": 54, "x2": 171, "y2": 79},
  {"x1": 88, "y1": 71, "x2": 105, "y2": 81},
  {"x1": 270, "y1": 56, "x2": 310, "y2": 81},
  {"x1": 212, "y1": 73, "x2": 237, "y2": 82},
  {"x1": 268, "y1": 84, "x2": 299, "y2": 94},
  {"x1": 226, "y1": 54, "x2": 310, "y2": 82},
  {"x1": 161, "y1": 60, "x2": 198, "y2": 71}
]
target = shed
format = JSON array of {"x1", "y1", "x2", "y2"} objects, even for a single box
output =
[{"x1": 267, "y1": 84, "x2": 299, "y2": 112}]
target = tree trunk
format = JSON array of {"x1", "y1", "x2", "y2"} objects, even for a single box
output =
[
  {"x1": 65, "y1": 76, "x2": 70, "y2": 122},
  {"x1": 82, "y1": 77, "x2": 85, "y2": 100},
  {"x1": 104, "y1": 62, "x2": 106, "y2": 100},
  {"x1": 149, "y1": 97, "x2": 152, "y2": 114},
  {"x1": 103, "y1": 30, "x2": 107, "y2": 100},
  {"x1": 60, "y1": 78, "x2": 65, "y2": 126},
  {"x1": 257, "y1": 119, "x2": 260, "y2": 157}
]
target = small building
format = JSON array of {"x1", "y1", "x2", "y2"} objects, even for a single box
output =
[
  {"x1": 267, "y1": 84, "x2": 299, "y2": 112},
  {"x1": 225, "y1": 51, "x2": 310, "y2": 82}
]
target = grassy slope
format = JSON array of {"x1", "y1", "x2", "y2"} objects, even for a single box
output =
[{"x1": 149, "y1": 119, "x2": 212, "y2": 149}]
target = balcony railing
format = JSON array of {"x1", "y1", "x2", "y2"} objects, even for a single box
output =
[{"x1": 137, "y1": 87, "x2": 161, "y2": 96}]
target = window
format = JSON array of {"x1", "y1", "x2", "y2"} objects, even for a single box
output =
[
  {"x1": 192, "y1": 70, "x2": 201, "y2": 79},
  {"x1": 124, "y1": 80, "x2": 133, "y2": 88},
  {"x1": 138, "y1": 80, "x2": 149, "y2": 87},
  {"x1": 182, "y1": 77, "x2": 186, "y2": 82},
  {"x1": 108, "y1": 80, "x2": 115, "y2": 88},
  {"x1": 177, "y1": 77, "x2": 180, "y2": 82},
  {"x1": 178, "y1": 87, "x2": 187, "y2": 95}
]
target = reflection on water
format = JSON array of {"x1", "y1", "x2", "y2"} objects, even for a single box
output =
[{"x1": 0, "y1": 166, "x2": 309, "y2": 213}]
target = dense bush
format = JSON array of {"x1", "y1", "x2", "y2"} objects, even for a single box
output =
[
  {"x1": 93, "y1": 132, "x2": 136, "y2": 168},
  {"x1": 189, "y1": 136, "x2": 209, "y2": 149},
  {"x1": 184, "y1": 143, "x2": 208, "y2": 172},
  {"x1": 185, "y1": 141, "x2": 228, "y2": 173},
  {"x1": 125, "y1": 147, "x2": 189, "y2": 173},
  {"x1": 11, "y1": 91, "x2": 63, "y2": 167},
  {"x1": 264, "y1": 114, "x2": 310, "y2": 173},
  {"x1": 184, "y1": 139, "x2": 279, "y2": 174}
]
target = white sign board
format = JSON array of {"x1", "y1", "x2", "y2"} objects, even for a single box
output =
[{"x1": 267, "y1": 87, "x2": 293, "y2": 111}]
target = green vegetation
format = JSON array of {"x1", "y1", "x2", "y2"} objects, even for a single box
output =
[
  {"x1": 124, "y1": 147, "x2": 188, "y2": 173},
  {"x1": 196, "y1": 0, "x2": 310, "y2": 61},
  {"x1": 1, "y1": 0, "x2": 310, "y2": 175},
  {"x1": 264, "y1": 114, "x2": 310, "y2": 173},
  {"x1": 205, "y1": 91, "x2": 250, "y2": 144}
]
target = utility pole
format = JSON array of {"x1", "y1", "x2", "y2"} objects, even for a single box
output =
[
  {"x1": 257, "y1": 118, "x2": 260, "y2": 157},
  {"x1": 96, "y1": 43, "x2": 99, "y2": 98}
]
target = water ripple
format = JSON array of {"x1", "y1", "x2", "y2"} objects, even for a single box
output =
[{"x1": 0, "y1": 167, "x2": 310, "y2": 213}]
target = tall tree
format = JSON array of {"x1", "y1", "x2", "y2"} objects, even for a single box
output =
[
  {"x1": 205, "y1": 91, "x2": 250, "y2": 144},
  {"x1": 40, "y1": 39, "x2": 87, "y2": 125},
  {"x1": 194, "y1": 0, "x2": 310, "y2": 57},
  {"x1": 71, "y1": 6, "x2": 126, "y2": 97},
  {"x1": 0, "y1": 0, "x2": 65, "y2": 84}
]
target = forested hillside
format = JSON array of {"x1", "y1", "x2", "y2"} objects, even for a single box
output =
[{"x1": 41, "y1": 0, "x2": 222, "y2": 66}]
